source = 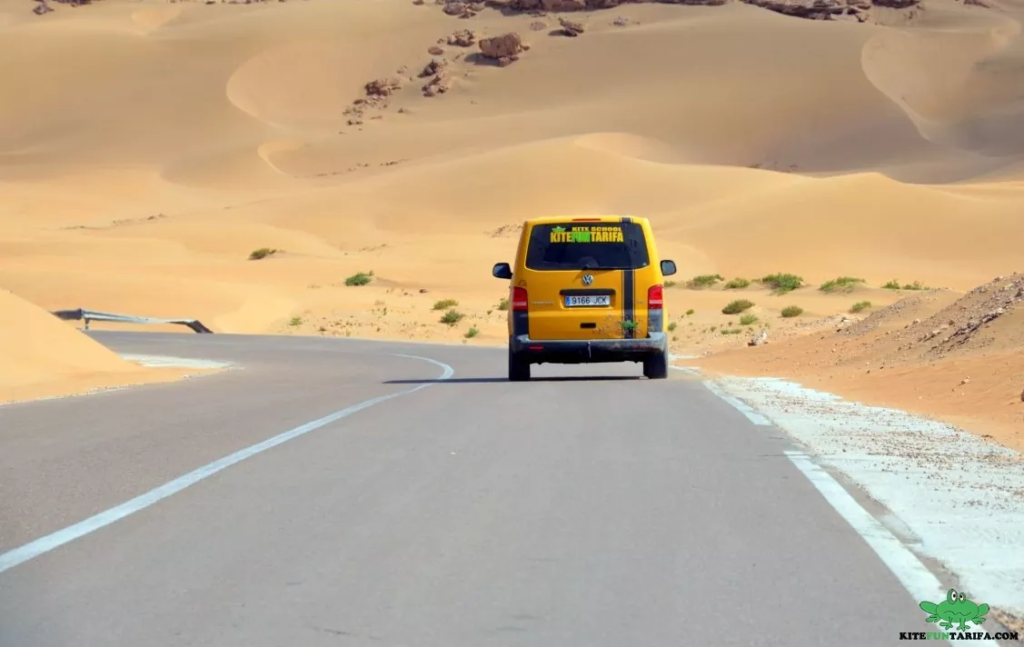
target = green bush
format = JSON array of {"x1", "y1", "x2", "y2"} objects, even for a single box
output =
[
  {"x1": 721, "y1": 328, "x2": 743, "y2": 335},
  {"x1": 686, "y1": 308, "x2": 695, "y2": 316},
  {"x1": 433, "y1": 298, "x2": 459, "y2": 310},
  {"x1": 667, "y1": 322, "x2": 677, "y2": 332},
  {"x1": 781, "y1": 305, "x2": 804, "y2": 318},
  {"x1": 664, "y1": 280, "x2": 677, "y2": 288},
  {"x1": 724, "y1": 278, "x2": 750, "y2": 289},
  {"x1": 249, "y1": 247, "x2": 278, "y2": 261},
  {"x1": 497, "y1": 298, "x2": 510, "y2": 311},
  {"x1": 288, "y1": 316, "x2": 303, "y2": 327},
  {"x1": 739, "y1": 314, "x2": 758, "y2": 326},
  {"x1": 850, "y1": 301, "x2": 872, "y2": 313},
  {"x1": 439, "y1": 309, "x2": 464, "y2": 326},
  {"x1": 760, "y1": 273, "x2": 804, "y2": 294},
  {"x1": 687, "y1": 274, "x2": 724, "y2": 289},
  {"x1": 883, "y1": 279, "x2": 927, "y2": 291},
  {"x1": 722, "y1": 299, "x2": 754, "y2": 315},
  {"x1": 819, "y1": 276, "x2": 864, "y2": 293},
  {"x1": 345, "y1": 272, "x2": 372, "y2": 286},
  {"x1": 464, "y1": 327, "x2": 480, "y2": 338}
]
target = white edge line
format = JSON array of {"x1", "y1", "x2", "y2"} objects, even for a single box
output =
[
  {"x1": 683, "y1": 367, "x2": 1002, "y2": 643},
  {"x1": 785, "y1": 450, "x2": 1000, "y2": 647},
  {"x1": 669, "y1": 366, "x2": 700, "y2": 375},
  {"x1": 701, "y1": 380, "x2": 772, "y2": 426},
  {"x1": 0, "y1": 353, "x2": 454, "y2": 576},
  {"x1": 119, "y1": 354, "x2": 235, "y2": 370}
]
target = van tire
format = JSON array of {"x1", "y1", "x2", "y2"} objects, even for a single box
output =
[
  {"x1": 508, "y1": 348, "x2": 531, "y2": 381},
  {"x1": 643, "y1": 349, "x2": 669, "y2": 380}
]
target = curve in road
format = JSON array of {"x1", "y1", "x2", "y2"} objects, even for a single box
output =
[{"x1": 0, "y1": 332, "x2": 958, "y2": 646}]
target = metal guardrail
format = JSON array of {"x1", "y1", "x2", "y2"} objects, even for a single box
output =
[{"x1": 52, "y1": 309, "x2": 213, "y2": 334}]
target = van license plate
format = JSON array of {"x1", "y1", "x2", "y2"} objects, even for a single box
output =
[{"x1": 565, "y1": 295, "x2": 611, "y2": 307}]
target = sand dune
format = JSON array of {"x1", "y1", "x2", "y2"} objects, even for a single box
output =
[
  {"x1": 1, "y1": 0, "x2": 1023, "y2": 423},
  {"x1": 0, "y1": 288, "x2": 192, "y2": 404}
]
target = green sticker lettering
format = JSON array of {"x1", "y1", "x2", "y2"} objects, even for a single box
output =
[{"x1": 549, "y1": 224, "x2": 624, "y2": 243}]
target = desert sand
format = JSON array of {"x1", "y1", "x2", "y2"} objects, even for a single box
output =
[
  {"x1": 0, "y1": 288, "x2": 195, "y2": 403},
  {"x1": 1, "y1": 0, "x2": 1022, "y2": 437}
]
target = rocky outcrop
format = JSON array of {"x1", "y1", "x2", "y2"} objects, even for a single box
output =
[
  {"x1": 741, "y1": 0, "x2": 869, "y2": 19},
  {"x1": 420, "y1": 58, "x2": 449, "y2": 77},
  {"x1": 479, "y1": 32, "x2": 525, "y2": 66},
  {"x1": 33, "y1": 0, "x2": 101, "y2": 13},
  {"x1": 365, "y1": 77, "x2": 403, "y2": 97},
  {"x1": 443, "y1": 0, "x2": 469, "y2": 14},
  {"x1": 507, "y1": 0, "x2": 583, "y2": 9},
  {"x1": 422, "y1": 71, "x2": 452, "y2": 96},
  {"x1": 346, "y1": 75, "x2": 405, "y2": 123},
  {"x1": 505, "y1": 0, "x2": 726, "y2": 8},
  {"x1": 447, "y1": 29, "x2": 477, "y2": 46},
  {"x1": 558, "y1": 17, "x2": 585, "y2": 35},
  {"x1": 450, "y1": 0, "x2": 922, "y2": 21},
  {"x1": 442, "y1": 0, "x2": 485, "y2": 16},
  {"x1": 544, "y1": 0, "x2": 587, "y2": 9}
]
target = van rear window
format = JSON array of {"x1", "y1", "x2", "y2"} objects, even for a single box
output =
[{"x1": 525, "y1": 222, "x2": 650, "y2": 271}]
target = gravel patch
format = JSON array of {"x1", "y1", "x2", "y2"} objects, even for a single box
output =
[{"x1": 713, "y1": 375, "x2": 1024, "y2": 621}]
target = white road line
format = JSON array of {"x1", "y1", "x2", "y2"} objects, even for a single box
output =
[
  {"x1": 119, "y1": 354, "x2": 234, "y2": 370},
  {"x1": 785, "y1": 451, "x2": 999, "y2": 647},
  {"x1": 669, "y1": 366, "x2": 700, "y2": 375},
  {"x1": 701, "y1": 380, "x2": 772, "y2": 426},
  {"x1": 0, "y1": 354, "x2": 454, "y2": 576}
]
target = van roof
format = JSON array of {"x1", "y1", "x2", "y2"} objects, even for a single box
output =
[{"x1": 523, "y1": 215, "x2": 649, "y2": 225}]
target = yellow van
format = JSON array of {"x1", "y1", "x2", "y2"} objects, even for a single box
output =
[{"x1": 492, "y1": 216, "x2": 677, "y2": 381}]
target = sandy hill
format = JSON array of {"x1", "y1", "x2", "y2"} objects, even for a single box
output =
[
  {"x1": 695, "y1": 274, "x2": 1024, "y2": 451},
  {"x1": 0, "y1": 0, "x2": 1022, "y2": 427},
  {"x1": 0, "y1": 289, "x2": 189, "y2": 403}
]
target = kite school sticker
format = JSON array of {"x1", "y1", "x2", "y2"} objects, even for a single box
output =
[{"x1": 549, "y1": 225, "x2": 624, "y2": 243}]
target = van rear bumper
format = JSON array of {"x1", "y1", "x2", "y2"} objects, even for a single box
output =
[{"x1": 511, "y1": 333, "x2": 667, "y2": 364}]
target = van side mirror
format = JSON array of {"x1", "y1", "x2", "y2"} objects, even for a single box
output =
[
  {"x1": 492, "y1": 262, "x2": 513, "y2": 280},
  {"x1": 660, "y1": 260, "x2": 677, "y2": 277}
]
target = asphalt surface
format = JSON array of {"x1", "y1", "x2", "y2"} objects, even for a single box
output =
[{"x1": 0, "y1": 332, "x2": 933, "y2": 646}]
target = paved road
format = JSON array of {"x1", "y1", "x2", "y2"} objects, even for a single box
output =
[{"x1": 0, "y1": 332, "x2": 931, "y2": 646}]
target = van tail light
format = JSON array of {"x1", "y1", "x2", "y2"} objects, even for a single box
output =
[
  {"x1": 648, "y1": 284, "x2": 663, "y2": 310},
  {"x1": 512, "y1": 286, "x2": 529, "y2": 311}
]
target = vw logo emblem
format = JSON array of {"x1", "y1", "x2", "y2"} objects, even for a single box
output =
[{"x1": 582, "y1": 274, "x2": 594, "y2": 285}]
